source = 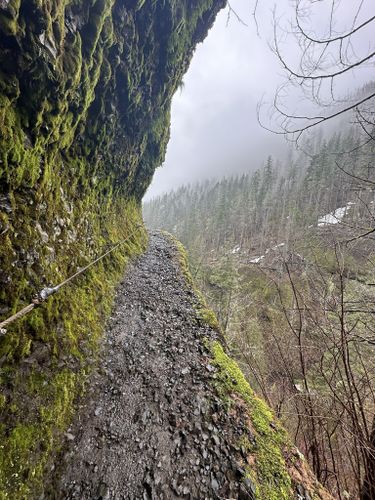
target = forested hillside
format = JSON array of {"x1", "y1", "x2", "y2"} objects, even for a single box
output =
[{"x1": 144, "y1": 125, "x2": 375, "y2": 499}]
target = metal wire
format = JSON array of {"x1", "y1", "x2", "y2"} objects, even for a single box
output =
[{"x1": 0, "y1": 224, "x2": 143, "y2": 335}]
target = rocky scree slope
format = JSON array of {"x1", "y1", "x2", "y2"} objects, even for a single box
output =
[
  {"x1": 0, "y1": 1, "x2": 225, "y2": 497},
  {"x1": 47, "y1": 234, "x2": 331, "y2": 500}
]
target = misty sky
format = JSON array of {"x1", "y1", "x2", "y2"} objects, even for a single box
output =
[{"x1": 144, "y1": 0, "x2": 374, "y2": 201}]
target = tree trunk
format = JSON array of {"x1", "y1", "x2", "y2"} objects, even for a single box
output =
[{"x1": 361, "y1": 415, "x2": 375, "y2": 500}]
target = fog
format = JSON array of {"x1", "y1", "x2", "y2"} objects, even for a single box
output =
[{"x1": 144, "y1": 0, "x2": 374, "y2": 201}]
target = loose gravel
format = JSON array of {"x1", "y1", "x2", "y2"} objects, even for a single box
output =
[{"x1": 48, "y1": 234, "x2": 254, "y2": 500}]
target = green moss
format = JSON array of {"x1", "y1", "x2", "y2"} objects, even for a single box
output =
[
  {"x1": 0, "y1": 0, "x2": 21, "y2": 36},
  {"x1": 168, "y1": 235, "x2": 328, "y2": 498},
  {"x1": 165, "y1": 233, "x2": 220, "y2": 330},
  {"x1": 210, "y1": 341, "x2": 293, "y2": 499},
  {"x1": 0, "y1": 369, "x2": 75, "y2": 497},
  {"x1": 0, "y1": 202, "x2": 147, "y2": 498},
  {"x1": 0, "y1": 1, "x2": 226, "y2": 497}
]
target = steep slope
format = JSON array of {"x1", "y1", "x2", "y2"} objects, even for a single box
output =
[
  {"x1": 0, "y1": 1, "x2": 225, "y2": 497},
  {"x1": 46, "y1": 233, "x2": 330, "y2": 499},
  {"x1": 143, "y1": 154, "x2": 375, "y2": 498}
]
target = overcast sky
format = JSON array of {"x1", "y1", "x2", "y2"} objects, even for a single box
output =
[{"x1": 144, "y1": 0, "x2": 374, "y2": 201}]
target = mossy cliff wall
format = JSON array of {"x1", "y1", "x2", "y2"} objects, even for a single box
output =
[{"x1": 0, "y1": 1, "x2": 225, "y2": 497}]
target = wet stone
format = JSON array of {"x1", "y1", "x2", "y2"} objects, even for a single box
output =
[{"x1": 48, "y1": 235, "x2": 255, "y2": 500}]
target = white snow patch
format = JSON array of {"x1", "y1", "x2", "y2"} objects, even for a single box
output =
[
  {"x1": 249, "y1": 255, "x2": 265, "y2": 264},
  {"x1": 263, "y1": 242, "x2": 285, "y2": 255},
  {"x1": 272, "y1": 242, "x2": 285, "y2": 250},
  {"x1": 250, "y1": 243, "x2": 285, "y2": 263},
  {"x1": 318, "y1": 203, "x2": 354, "y2": 227},
  {"x1": 232, "y1": 246, "x2": 241, "y2": 254}
]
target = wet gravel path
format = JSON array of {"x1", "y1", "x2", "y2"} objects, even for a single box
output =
[{"x1": 50, "y1": 234, "x2": 253, "y2": 500}]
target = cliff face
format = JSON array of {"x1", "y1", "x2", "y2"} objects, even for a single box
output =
[
  {"x1": 0, "y1": 0, "x2": 222, "y2": 198},
  {"x1": 0, "y1": 1, "x2": 225, "y2": 497}
]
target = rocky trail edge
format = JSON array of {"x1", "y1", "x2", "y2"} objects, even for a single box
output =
[
  {"x1": 46, "y1": 233, "x2": 255, "y2": 499},
  {"x1": 44, "y1": 233, "x2": 329, "y2": 500}
]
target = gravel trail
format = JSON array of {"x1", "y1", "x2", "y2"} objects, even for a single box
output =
[{"x1": 50, "y1": 234, "x2": 253, "y2": 500}]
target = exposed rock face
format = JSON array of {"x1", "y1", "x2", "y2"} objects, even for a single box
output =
[
  {"x1": 0, "y1": 1, "x2": 225, "y2": 497},
  {"x1": 0, "y1": 0, "x2": 224, "y2": 198}
]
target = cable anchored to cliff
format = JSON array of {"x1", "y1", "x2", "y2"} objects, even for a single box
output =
[{"x1": 0, "y1": 225, "x2": 143, "y2": 336}]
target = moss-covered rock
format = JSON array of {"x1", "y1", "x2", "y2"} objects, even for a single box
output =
[{"x1": 0, "y1": 1, "x2": 226, "y2": 497}]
